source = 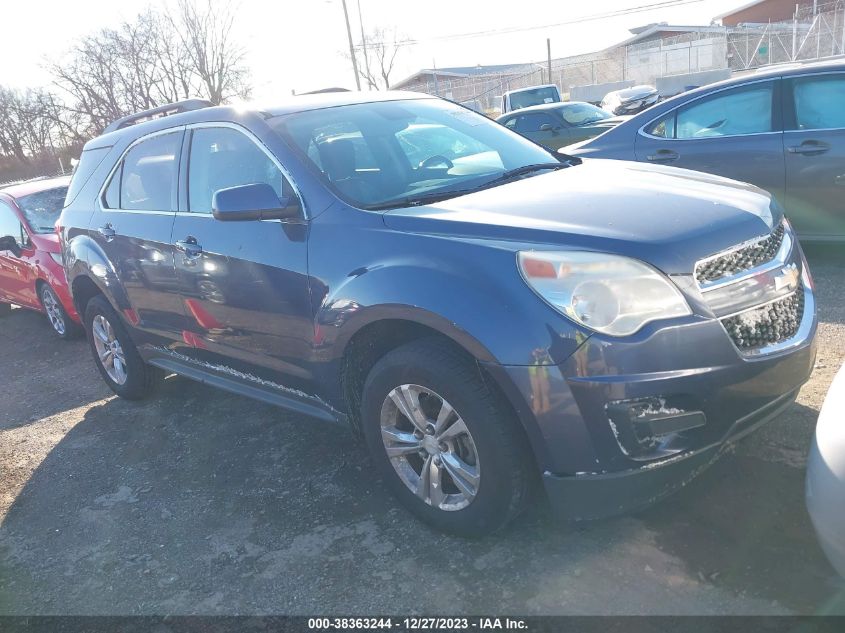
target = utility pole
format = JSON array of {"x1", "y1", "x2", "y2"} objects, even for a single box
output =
[
  {"x1": 341, "y1": 0, "x2": 361, "y2": 90},
  {"x1": 547, "y1": 38, "x2": 552, "y2": 86},
  {"x1": 357, "y1": 0, "x2": 372, "y2": 90}
]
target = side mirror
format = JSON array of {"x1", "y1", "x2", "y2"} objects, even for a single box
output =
[
  {"x1": 0, "y1": 235, "x2": 21, "y2": 257},
  {"x1": 212, "y1": 183, "x2": 301, "y2": 222}
]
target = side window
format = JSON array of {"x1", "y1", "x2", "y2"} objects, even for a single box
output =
[
  {"x1": 65, "y1": 146, "x2": 111, "y2": 206},
  {"x1": 0, "y1": 201, "x2": 24, "y2": 247},
  {"x1": 793, "y1": 74, "x2": 845, "y2": 130},
  {"x1": 103, "y1": 164, "x2": 122, "y2": 209},
  {"x1": 514, "y1": 113, "x2": 555, "y2": 133},
  {"x1": 114, "y1": 132, "x2": 181, "y2": 211},
  {"x1": 502, "y1": 117, "x2": 517, "y2": 129},
  {"x1": 188, "y1": 127, "x2": 291, "y2": 214},
  {"x1": 675, "y1": 84, "x2": 774, "y2": 139},
  {"x1": 646, "y1": 113, "x2": 676, "y2": 138}
]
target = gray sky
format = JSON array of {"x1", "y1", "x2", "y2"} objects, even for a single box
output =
[{"x1": 2, "y1": 0, "x2": 743, "y2": 99}]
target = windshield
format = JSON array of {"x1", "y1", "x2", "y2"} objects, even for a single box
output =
[
  {"x1": 557, "y1": 102, "x2": 612, "y2": 126},
  {"x1": 272, "y1": 99, "x2": 559, "y2": 209},
  {"x1": 508, "y1": 86, "x2": 560, "y2": 110},
  {"x1": 16, "y1": 186, "x2": 68, "y2": 234}
]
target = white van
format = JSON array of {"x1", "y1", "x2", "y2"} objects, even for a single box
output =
[{"x1": 500, "y1": 84, "x2": 561, "y2": 113}]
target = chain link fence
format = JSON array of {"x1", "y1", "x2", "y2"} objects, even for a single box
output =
[{"x1": 406, "y1": 1, "x2": 845, "y2": 115}]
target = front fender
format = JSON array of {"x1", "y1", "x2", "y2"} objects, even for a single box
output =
[
  {"x1": 313, "y1": 260, "x2": 590, "y2": 474},
  {"x1": 317, "y1": 259, "x2": 582, "y2": 367}
]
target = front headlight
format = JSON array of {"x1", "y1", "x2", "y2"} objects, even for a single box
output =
[{"x1": 518, "y1": 251, "x2": 691, "y2": 336}]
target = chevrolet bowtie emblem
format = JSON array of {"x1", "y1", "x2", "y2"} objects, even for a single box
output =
[{"x1": 774, "y1": 264, "x2": 800, "y2": 292}]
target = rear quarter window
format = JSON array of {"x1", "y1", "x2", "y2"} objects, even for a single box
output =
[{"x1": 65, "y1": 146, "x2": 112, "y2": 206}]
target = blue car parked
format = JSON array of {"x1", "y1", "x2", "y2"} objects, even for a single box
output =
[
  {"x1": 564, "y1": 60, "x2": 845, "y2": 242},
  {"x1": 59, "y1": 92, "x2": 816, "y2": 535}
]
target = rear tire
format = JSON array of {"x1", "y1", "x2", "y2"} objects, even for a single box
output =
[
  {"x1": 360, "y1": 337, "x2": 535, "y2": 537},
  {"x1": 39, "y1": 283, "x2": 82, "y2": 340},
  {"x1": 84, "y1": 295, "x2": 162, "y2": 400}
]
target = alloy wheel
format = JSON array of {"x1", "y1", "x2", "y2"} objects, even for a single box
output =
[
  {"x1": 380, "y1": 384, "x2": 481, "y2": 511},
  {"x1": 91, "y1": 314, "x2": 128, "y2": 385},
  {"x1": 41, "y1": 286, "x2": 66, "y2": 336}
]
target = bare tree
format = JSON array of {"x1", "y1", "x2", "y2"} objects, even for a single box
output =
[
  {"x1": 0, "y1": 87, "x2": 70, "y2": 162},
  {"x1": 356, "y1": 27, "x2": 408, "y2": 90},
  {"x1": 167, "y1": 0, "x2": 251, "y2": 105},
  {"x1": 48, "y1": 2, "x2": 252, "y2": 136},
  {"x1": 0, "y1": 1, "x2": 253, "y2": 181}
]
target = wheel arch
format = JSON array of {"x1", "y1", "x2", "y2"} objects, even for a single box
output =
[
  {"x1": 336, "y1": 314, "x2": 545, "y2": 475},
  {"x1": 70, "y1": 274, "x2": 106, "y2": 320},
  {"x1": 65, "y1": 233, "x2": 129, "y2": 318}
]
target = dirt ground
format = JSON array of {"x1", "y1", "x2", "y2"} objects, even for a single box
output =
[{"x1": 1, "y1": 247, "x2": 843, "y2": 616}]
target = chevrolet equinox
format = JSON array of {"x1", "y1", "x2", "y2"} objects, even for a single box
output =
[{"x1": 59, "y1": 93, "x2": 817, "y2": 536}]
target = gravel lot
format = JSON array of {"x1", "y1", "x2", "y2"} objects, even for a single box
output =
[{"x1": 1, "y1": 246, "x2": 843, "y2": 616}]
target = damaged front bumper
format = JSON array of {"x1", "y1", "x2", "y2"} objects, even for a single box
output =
[
  {"x1": 544, "y1": 389, "x2": 797, "y2": 521},
  {"x1": 483, "y1": 279, "x2": 817, "y2": 522}
]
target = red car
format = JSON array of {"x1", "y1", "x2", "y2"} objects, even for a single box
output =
[{"x1": 0, "y1": 176, "x2": 81, "y2": 338}]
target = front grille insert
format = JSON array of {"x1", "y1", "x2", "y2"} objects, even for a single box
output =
[
  {"x1": 695, "y1": 222, "x2": 786, "y2": 285},
  {"x1": 721, "y1": 284, "x2": 804, "y2": 352}
]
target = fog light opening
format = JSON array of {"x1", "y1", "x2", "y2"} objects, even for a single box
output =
[{"x1": 606, "y1": 397, "x2": 706, "y2": 460}]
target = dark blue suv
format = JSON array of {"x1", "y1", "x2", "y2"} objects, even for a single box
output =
[{"x1": 60, "y1": 93, "x2": 817, "y2": 536}]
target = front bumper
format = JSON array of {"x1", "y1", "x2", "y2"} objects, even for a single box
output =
[
  {"x1": 484, "y1": 281, "x2": 817, "y2": 521},
  {"x1": 545, "y1": 389, "x2": 797, "y2": 520}
]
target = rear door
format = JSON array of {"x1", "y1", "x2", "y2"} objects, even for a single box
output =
[
  {"x1": 90, "y1": 129, "x2": 185, "y2": 347},
  {"x1": 635, "y1": 79, "x2": 785, "y2": 202},
  {"x1": 782, "y1": 71, "x2": 845, "y2": 239},
  {"x1": 170, "y1": 123, "x2": 313, "y2": 390}
]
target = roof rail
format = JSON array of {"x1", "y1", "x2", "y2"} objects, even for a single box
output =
[{"x1": 102, "y1": 99, "x2": 214, "y2": 134}]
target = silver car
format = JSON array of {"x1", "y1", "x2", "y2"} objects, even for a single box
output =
[{"x1": 807, "y1": 361, "x2": 845, "y2": 577}]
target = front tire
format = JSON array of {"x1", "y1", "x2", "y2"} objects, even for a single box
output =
[
  {"x1": 84, "y1": 295, "x2": 162, "y2": 400},
  {"x1": 361, "y1": 338, "x2": 535, "y2": 537},
  {"x1": 40, "y1": 283, "x2": 82, "y2": 339}
]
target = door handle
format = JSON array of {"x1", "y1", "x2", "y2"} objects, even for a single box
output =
[
  {"x1": 175, "y1": 236, "x2": 202, "y2": 258},
  {"x1": 646, "y1": 149, "x2": 679, "y2": 162},
  {"x1": 97, "y1": 224, "x2": 115, "y2": 241},
  {"x1": 787, "y1": 140, "x2": 830, "y2": 156}
]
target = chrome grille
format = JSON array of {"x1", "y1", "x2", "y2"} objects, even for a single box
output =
[
  {"x1": 721, "y1": 284, "x2": 804, "y2": 352},
  {"x1": 695, "y1": 223, "x2": 786, "y2": 285}
]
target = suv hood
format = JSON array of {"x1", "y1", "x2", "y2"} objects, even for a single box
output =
[{"x1": 382, "y1": 159, "x2": 780, "y2": 275}]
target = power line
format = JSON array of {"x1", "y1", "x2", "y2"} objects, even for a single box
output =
[{"x1": 355, "y1": 0, "x2": 706, "y2": 49}]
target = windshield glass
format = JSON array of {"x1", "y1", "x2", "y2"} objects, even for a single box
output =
[
  {"x1": 272, "y1": 99, "x2": 558, "y2": 209},
  {"x1": 557, "y1": 102, "x2": 612, "y2": 126},
  {"x1": 16, "y1": 186, "x2": 68, "y2": 234},
  {"x1": 509, "y1": 87, "x2": 559, "y2": 110}
]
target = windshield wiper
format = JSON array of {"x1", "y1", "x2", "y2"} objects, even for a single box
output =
[
  {"x1": 366, "y1": 163, "x2": 570, "y2": 211},
  {"x1": 365, "y1": 189, "x2": 477, "y2": 210},
  {"x1": 475, "y1": 163, "x2": 568, "y2": 189}
]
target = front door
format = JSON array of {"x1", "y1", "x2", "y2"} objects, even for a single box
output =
[
  {"x1": 0, "y1": 201, "x2": 34, "y2": 307},
  {"x1": 89, "y1": 129, "x2": 185, "y2": 348},
  {"x1": 782, "y1": 71, "x2": 845, "y2": 239},
  {"x1": 512, "y1": 112, "x2": 571, "y2": 151},
  {"x1": 171, "y1": 123, "x2": 313, "y2": 391},
  {"x1": 635, "y1": 80, "x2": 785, "y2": 203}
]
